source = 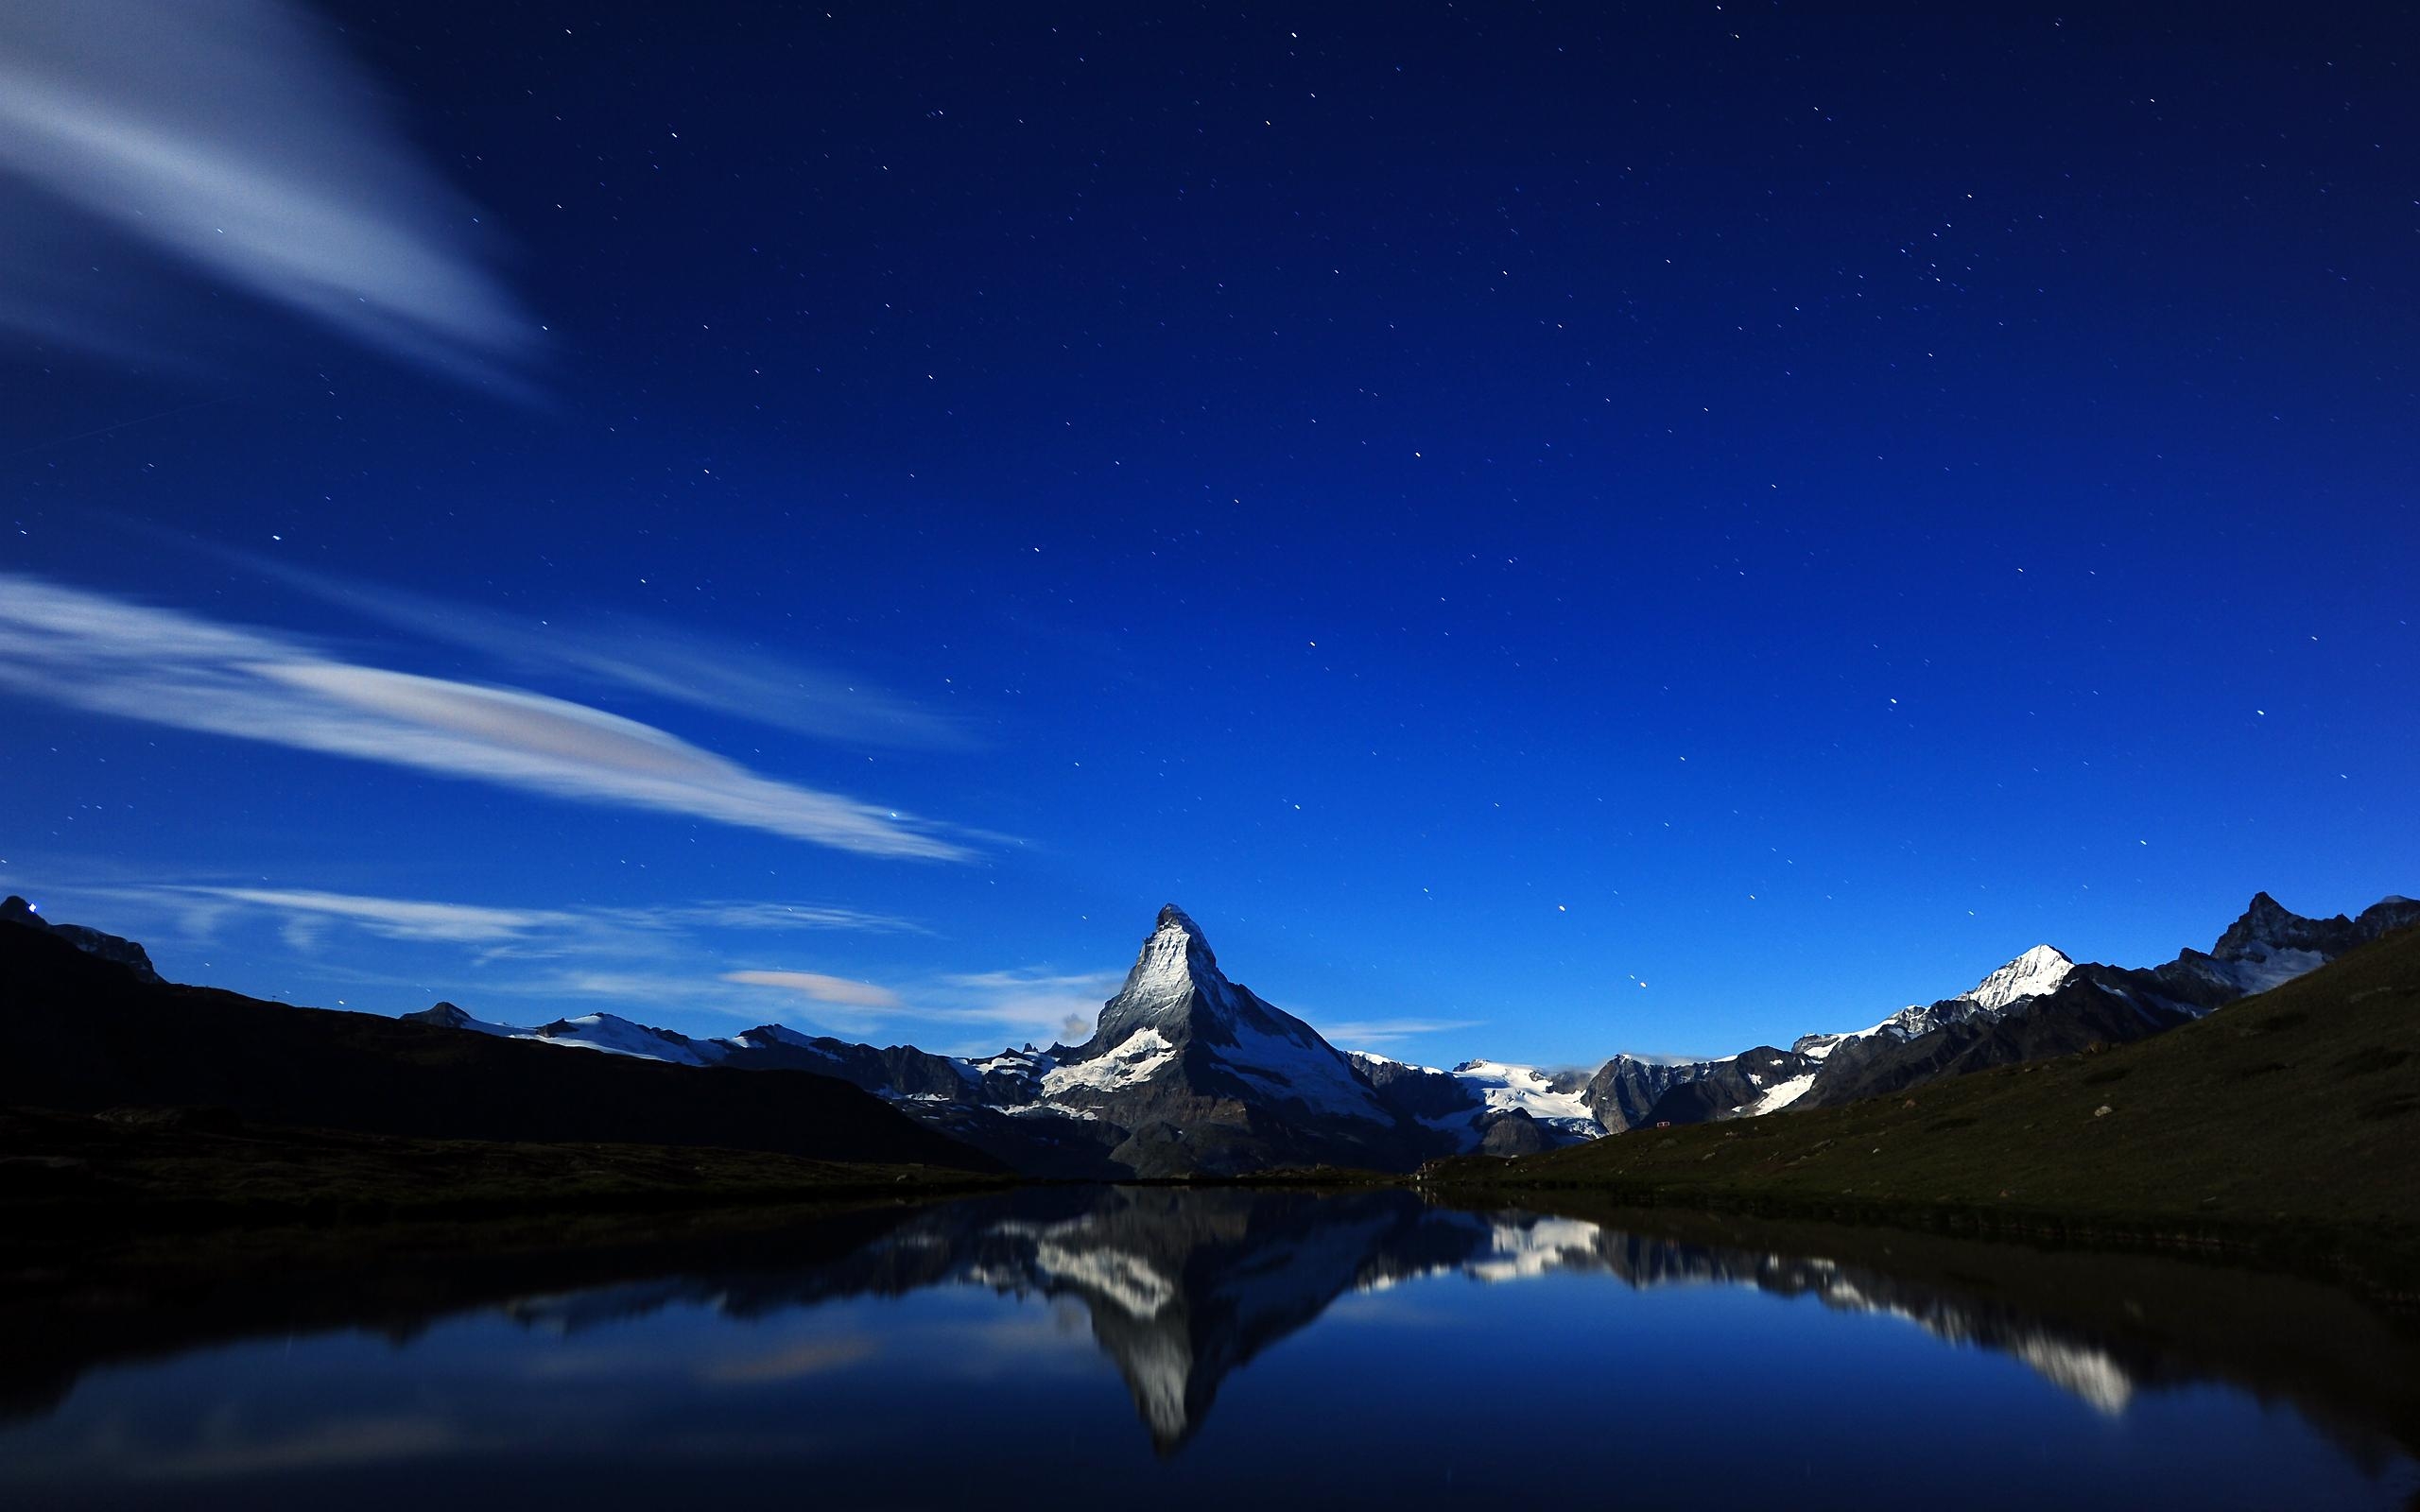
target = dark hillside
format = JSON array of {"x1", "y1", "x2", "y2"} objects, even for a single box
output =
[
  {"x1": 0, "y1": 924, "x2": 997, "y2": 1173},
  {"x1": 1440, "y1": 923, "x2": 2420, "y2": 1243}
]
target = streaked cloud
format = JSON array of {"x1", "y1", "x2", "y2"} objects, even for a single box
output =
[
  {"x1": 190, "y1": 887, "x2": 573, "y2": 945},
  {"x1": 721, "y1": 970, "x2": 901, "y2": 1008},
  {"x1": 0, "y1": 574, "x2": 973, "y2": 859},
  {"x1": 79, "y1": 881, "x2": 925, "y2": 955},
  {"x1": 233, "y1": 555, "x2": 975, "y2": 751},
  {"x1": 0, "y1": 0, "x2": 533, "y2": 384},
  {"x1": 638, "y1": 902, "x2": 928, "y2": 936},
  {"x1": 712, "y1": 964, "x2": 1123, "y2": 1046},
  {"x1": 1324, "y1": 1016, "x2": 1487, "y2": 1049}
]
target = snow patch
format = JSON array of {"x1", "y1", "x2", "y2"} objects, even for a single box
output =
[
  {"x1": 1746, "y1": 1072, "x2": 1816, "y2": 1116},
  {"x1": 1450, "y1": 1060, "x2": 1601, "y2": 1129},
  {"x1": 1959, "y1": 944, "x2": 2074, "y2": 1013},
  {"x1": 1041, "y1": 1027, "x2": 1175, "y2": 1096}
]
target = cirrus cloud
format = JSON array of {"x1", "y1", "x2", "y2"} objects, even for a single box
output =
[
  {"x1": 0, "y1": 574, "x2": 975, "y2": 860},
  {"x1": 721, "y1": 970, "x2": 902, "y2": 1008},
  {"x1": 0, "y1": 0, "x2": 534, "y2": 385}
]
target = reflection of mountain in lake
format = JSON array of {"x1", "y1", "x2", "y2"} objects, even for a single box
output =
[
  {"x1": 9, "y1": 1189, "x2": 2415, "y2": 1467},
  {"x1": 489, "y1": 1189, "x2": 2411, "y2": 1457}
]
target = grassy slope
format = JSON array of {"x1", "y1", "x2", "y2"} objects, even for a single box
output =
[
  {"x1": 1437, "y1": 924, "x2": 2420, "y2": 1262},
  {"x1": 0, "y1": 1105, "x2": 1007, "y2": 1242}
]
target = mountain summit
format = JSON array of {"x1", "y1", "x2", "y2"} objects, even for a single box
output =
[
  {"x1": 1085, "y1": 904, "x2": 1233, "y2": 1050},
  {"x1": 1039, "y1": 904, "x2": 1401, "y2": 1172},
  {"x1": 1958, "y1": 944, "x2": 2075, "y2": 1014}
]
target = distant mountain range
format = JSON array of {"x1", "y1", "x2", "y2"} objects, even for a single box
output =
[{"x1": 360, "y1": 889, "x2": 2414, "y2": 1176}]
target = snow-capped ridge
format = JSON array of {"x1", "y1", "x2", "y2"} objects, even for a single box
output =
[
  {"x1": 1448, "y1": 1059, "x2": 1600, "y2": 1132},
  {"x1": 1957, "y1": 943, "x2": 2075, "y2": 1014}
]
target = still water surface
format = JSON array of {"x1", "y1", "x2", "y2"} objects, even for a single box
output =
[{"x1": 3, "y1": 1187, "x2": 2414, "y2": 1509}]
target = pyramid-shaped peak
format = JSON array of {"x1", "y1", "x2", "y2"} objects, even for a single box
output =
[
  {"x1": 1960, "y1": 943, "x2": 2074, "y2": 1014},
  {"x1": 1075, "y1": 904, "x2": 1240, "y2": 1053},
  {"x1": 1156, "y1": 902, "x2": 1206, "y2": 941},
  {"x1": 1150, "y1": 904, "x2": 1218, "y2": 967},
  {"x1": 2214, "y1": 891, "x2": 2345, "y2": 959}
]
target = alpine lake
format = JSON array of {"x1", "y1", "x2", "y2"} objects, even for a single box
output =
[{"x1": 4, "y1": 1186, "x2": 2414, "y2": 1510}]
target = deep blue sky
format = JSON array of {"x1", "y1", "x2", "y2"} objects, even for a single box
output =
[{"x1": 3, "y1": 2, "x2": 2413, "y2": 1066}]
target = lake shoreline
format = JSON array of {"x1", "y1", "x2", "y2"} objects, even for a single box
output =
[
  {"x1": 1425, "y1": 1174, "x2": 2420, "y2": 1324},
  {"x1": 8, "y1": 1095, "x2": 2416, "y2": 1326},
  {"x1": 9, "y1": 1177, "x2": 2419, "y2": 1483}
]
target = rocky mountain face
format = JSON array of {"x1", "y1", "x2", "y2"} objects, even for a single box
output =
[
  {"x1": 1792, "y1": 893, "x2": 2419, "y2": 1112},
  {"x1": 1025, "y1": 905, "x2": 1412, "y2": 1175},
  {"x1": 2, "y1": 895, "x2": 159, "y2": 981},
  {"x1": 409, "y1": 906, "x2": 1495, "y2": 1177}
]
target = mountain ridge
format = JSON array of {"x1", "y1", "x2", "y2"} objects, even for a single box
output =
[
  {"x1": 372, "y1": 887, "x2": 2420, "y2": 1166},
  {"x1": 11, "y1": 887, "x2": 2409, "y2": 1177}
]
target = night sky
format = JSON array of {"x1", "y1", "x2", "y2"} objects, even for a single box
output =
[{"x1": 3, "y1": 3, "x2": 2414, "y2": 1066}]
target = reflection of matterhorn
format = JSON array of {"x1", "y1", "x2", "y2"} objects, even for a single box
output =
[
  {"x1": 963, "y1": 1187, "x2": 1439, "y2": 1452},
  {"x1": 500, "y1": 1189, "x2": 2181, "y2": 1452}
]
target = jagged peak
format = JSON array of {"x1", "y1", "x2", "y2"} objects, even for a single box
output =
[
  {"x1": 2213, "y1": 891, "x2": 2345, "y2": 960},
  {"x1": 1112, "y1": 904, "x2": 1231, "y2": 1015},
  {"x1": 1959, "y1": 944, "x2": 2074, "y2": 1014},
  {"x1": 1153, "y1": 903, "x2": 1213, "y2": 962}
]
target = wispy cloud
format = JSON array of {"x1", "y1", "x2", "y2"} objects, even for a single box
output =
[
  {"x1": 930, "y1": 968, "x2": 1123, "y2": 1043},
  {"x1": 86, "y1": 882, "x2": 925, "y2": 954},
  {"x1": 0, "y1": 0, "x2": 533, "y2": 385},
  {"x1": 191, "y1": 887, "x2": 574, "y2": 945},
  {"x1": 721, "y1": 970, "x2": 901, "y2": 1008},
  {"x1": 639, "y1": 902, "x2": 928, "y2": 936},
  {"x1": 0, "y1": 575, "x2": 974, "y2": 859},
  {"x1": 708, "y1": 964, "x2": 1121, "y2": 1046},
  {"x1": 233, "y1": 556, "x2": 976, "y2": 751},
  {"x1": 1323, "y1": 1016, "x2": 1487, "y2": 1049}
]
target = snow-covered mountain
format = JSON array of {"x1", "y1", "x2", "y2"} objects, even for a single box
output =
[
  {"x1": 1961, "y1": 943, "x2": 2076, "y2": 1012},
  {"x1": 411, "y1": 1001, "x2": 732, "y2": 1064},
  {"x1": 410, "y1": 906, "x2": 1470, "y2": 1176},
  {"x1": 1793, "y1": 894, "x2": 2419, "y2": 1112},
  {"x1": 1031, "y1": 905, "x2": 1399, "y2": 1149},
  {"x1": 392, "y1": 891, "x2": 2413, "y2": 1171}
]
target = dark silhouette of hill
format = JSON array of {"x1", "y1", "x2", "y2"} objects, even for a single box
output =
[
  {"x1": 1441, "y1": 921, "x2": 2420, "y2": 1246},
  {"x1": 0, "y1": 922, "x2": 997, "y2": 1173}
]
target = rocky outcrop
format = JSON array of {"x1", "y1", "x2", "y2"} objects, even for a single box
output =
[{"x1": 1, "y1": 895, "x2": 160, "y2": 982}]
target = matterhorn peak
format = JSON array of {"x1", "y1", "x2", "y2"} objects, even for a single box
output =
[
  {"x1": 1121, "y1": 904, "x2": 1225, "y2": 1003},
  {"x1": 1074, "y1": 904, "x2": 1249, "y2": 1055},
  {"x1": 1154, "y1": 903, "x2": 1213, "y2": 961}
]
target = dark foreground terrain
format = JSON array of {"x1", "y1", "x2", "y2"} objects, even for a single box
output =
[{"x1": 0, "y1": 921, "x2": 997, "y2": 1177}]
